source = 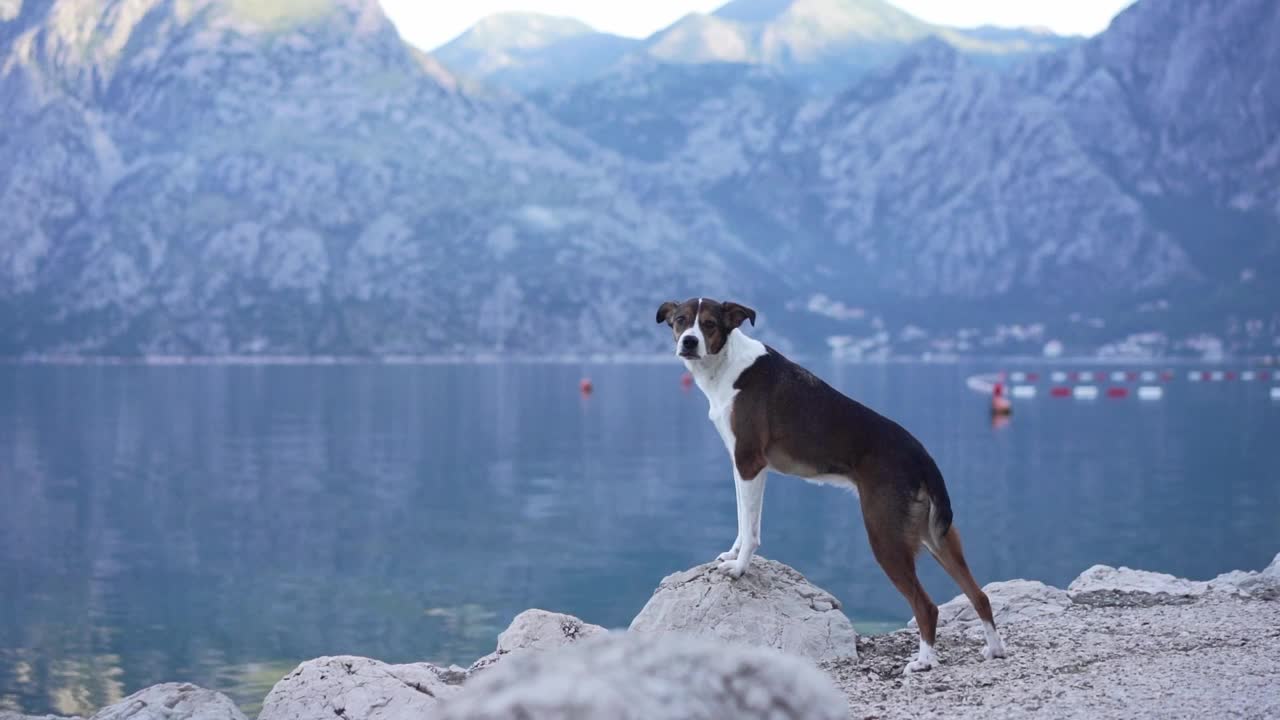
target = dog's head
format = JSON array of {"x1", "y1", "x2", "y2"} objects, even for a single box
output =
[{"x1": 655, "y1": 297, "x2": 756, "y2": 361}]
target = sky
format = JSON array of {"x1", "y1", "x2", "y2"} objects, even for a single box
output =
[{"x1": 380, "y1": 0, "x2": 1136, "y2": 52}]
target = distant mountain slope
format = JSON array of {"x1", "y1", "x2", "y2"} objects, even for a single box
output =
[
  {"x1": 0, "y1": 0, "x2": 776, "y2": 356},
  {"x1": 432, "y1": 12, "x2": 639, "y2": 93},
  {"x1": 435, "y1": 0, "x2": 1078, "y2": 93},
  {"x1": 538, "y1": 1, "x2": 1278, "y2": 351},
  {"x1": 1, "y1": 0, "x2": 1275, "y2": 358},
  {"x1": 1019, "y1": 0, "x2": 1280, "y2": 297}
]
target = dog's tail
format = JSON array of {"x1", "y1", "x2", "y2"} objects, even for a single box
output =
[{"x1": 919, "y1": 451, "x2": 953, "y2": 539}]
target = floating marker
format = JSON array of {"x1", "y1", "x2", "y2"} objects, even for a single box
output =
[
  {"x1": 1074, "y1": 385, "x2": 1099, "y2": 399},
  {"x1": 1137, "y1": 386, "x2": 1163, "y2": 400},
  {"x1": 1140, "y1": 370, "x2": 1158, "y2": 382},
  {"x1": 1272, "y1": 387, "x2": 1280, "y2": 401},
  {"x1": 579, "y1": 378, "x2": 594, "y2": 394},
  {"x1": 1161, "y1": 370, "x2": 1175, "y2": 381},
  {"x1": 1012, "y1": 385, "x2": 1037, "y2": 399},
  {"x1": 1051, "y1": 371, "x2": 1068, "y2": 383},
  {"x1": 1225, "y1": 371, "x2": 1237, "y2": 381},
  {"x1": 1110, "y1": 371, "x2": 1128, "y2": 382},
  {"x1": 1077, "y1": 371, "x2": 1096, "y2": 382},
  {"x1": 1209, "y1": 370, "x2": 1225, "y2": 381},
  {"x1": 1242, "y1": 371, "x2": 1257, "y2": 382},
  {"x1": 1050, "y1": 386, "x2": 1072, "y2": 398},
  {"x1": 1027, "y1": 372, "x2": 1040, "y2": 382},
  {"x1": 1010, "y1": 371, "x2": 1027, "y2": 382},
  {"x1": 680, "y1": 372, "x2": 693, "y2": 389},
  {"x1": 1106, "y1": 386, "x2": 1129, "y2": 399},
  {"x1": 1189, "y1": 371, "x2": 1204, "y2": 382}
]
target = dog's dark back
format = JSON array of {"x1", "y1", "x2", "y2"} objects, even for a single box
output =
[{"x1": 732, "y1": 346, "x2": 954, "y2": 535}]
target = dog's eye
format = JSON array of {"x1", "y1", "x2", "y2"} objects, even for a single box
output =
[
  {"x1": 674, "y1": 316, "x2": 687, "y2": 325},
  {"x1": 701, "y1": 319, "x2": 714, "y2": 329}
]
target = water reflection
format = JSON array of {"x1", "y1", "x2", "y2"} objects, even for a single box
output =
[{"x1": 1, "y1": 363, "x2": 1277, "y2": 714}]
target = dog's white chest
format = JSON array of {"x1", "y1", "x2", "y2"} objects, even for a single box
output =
[{"x1": 685, "y1": 329, "x2": 768, "y2": 456}]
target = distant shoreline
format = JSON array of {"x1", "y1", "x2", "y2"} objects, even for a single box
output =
[{"x1": 1, "y1": 354, "x2": 1275, "y2": 367}]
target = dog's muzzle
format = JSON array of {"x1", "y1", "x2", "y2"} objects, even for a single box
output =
[{"x1": 678, "y1": 335, "x2": 700, "y2": 359}]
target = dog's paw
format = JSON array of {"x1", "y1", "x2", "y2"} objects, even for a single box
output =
[
  {"x1": 716, "y1": 548, "x2": 739, "y2": 562},
  {"x1": 982, "y1": 642, "x2": 1008, "y2": 661},
  {"x1": 717, "y1": 559, "x2": 747, "y2": 579},
  {"x1": 902, "y1": 644, "x2": 938, "y2": 675},
  {"x1": 902, "y1": 656, "x2": 935, "y2": 675}
]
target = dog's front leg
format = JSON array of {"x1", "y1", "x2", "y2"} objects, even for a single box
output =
[
  {"x1": 716, "y1": 476, "x2": 745, "y2": 562},
  {"x1": 718, "y1": 470, "x2": 766, "y2": 578}
]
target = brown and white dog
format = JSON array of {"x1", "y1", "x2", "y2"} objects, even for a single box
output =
[{"x1": 656, "y1": 297, "x2": 1007, "y2": 674}]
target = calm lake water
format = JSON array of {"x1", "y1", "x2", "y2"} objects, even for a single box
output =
[{"x1": 2, "y1": 362, "x2": 1278, "y2": 715}]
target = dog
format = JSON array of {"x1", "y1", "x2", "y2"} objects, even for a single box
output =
[{"x1": 656, "y1": 297, "x2": 1007, "y2": 674}]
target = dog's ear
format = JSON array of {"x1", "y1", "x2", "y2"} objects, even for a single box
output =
[
  {"x1": 656, "y1": 301, "x2": 679, "y2": 325},
  {"x1": 722, "y1": 302, "x2": 756, "y2": 330}
]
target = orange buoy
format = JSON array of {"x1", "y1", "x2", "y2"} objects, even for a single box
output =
[
  {"x1": 579, "y1": 378, "x2": 593, "y2": 395},
  {"x1": 991, "y1": 382, "x2": 1012, "y2": 416},
  {"x1": 680, "y1": 372, "x2": 693, "y2": 389}
]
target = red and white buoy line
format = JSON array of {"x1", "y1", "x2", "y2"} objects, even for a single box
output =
[{"x1": 967, "y1": 368, "x2": 1280, "y2": 402}]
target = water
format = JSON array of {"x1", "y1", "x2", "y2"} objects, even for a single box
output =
[{"x1": 2, "y1": 362, "x2": 1278, "y2": 715}]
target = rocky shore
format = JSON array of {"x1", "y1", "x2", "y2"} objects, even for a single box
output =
[{"x1": 5, "y1": 554, "x2": 1277, "y2": 720}]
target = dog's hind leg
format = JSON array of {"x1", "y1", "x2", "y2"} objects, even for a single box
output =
[
  {"x1": 925, "y1": 525, "x2": 1007, "y2": 660},
  {"x1": 861, "y1": 490, "x2": 939, "y2": 673}
]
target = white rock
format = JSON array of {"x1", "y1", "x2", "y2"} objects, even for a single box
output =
[
  {"x1": 87, "y1": 683, "x2": 245, "y2": 720},
  {"x1": 912, "y1": 579, "x2": 1071, "y2": 633},
  {"x1": 1208, "y1": 552, "x2": 1280, "y2": 599},
  {"x1": 436, "y1": 632, "x2": 848, "y2": 720},
  {"x1": 258, "y1": 656, "x2": 466, "y2": 720},
  {"x1": 1068, "y1": 564, "x2": 1209, "y2": 597},
  {"x1": 468, "y1": 609, "x2": 607, "y2": 673},
  {"x1": 1, "y1": 714, "x2": 83, "y2": 720},
  {"x1": 628, "y1": 556, "x2": 857, "y2": 663}
]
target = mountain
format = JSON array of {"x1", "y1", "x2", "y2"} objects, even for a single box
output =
[
  {"x1": 432, "y1": 12, "x2": 638, "y2": 93},
  {"x1": 2, "y1": 0, "x2": 1276, "y2": 359},
  {"x1": 0, "y1": 0, "x2": 778, "y2": 356},
  {"x1": 646, "y1": 0, "x2": 1078, "y2": 89},
  {"x1": 538, "y1": 0, "x2": 1279, "y2": 356},
  {"x1": 1019, "y1": 0, "x2": 1280, "y2": 296},
  {"x1": 435, "y1": 0, "x2": 1078, "y2": 94}
]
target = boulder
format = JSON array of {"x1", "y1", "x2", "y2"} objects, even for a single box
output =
[
  {"x1": 468, "y1": 609, "x2": 607, "y2": 673},
  {"x1": 258, "y1": 656, "x2": 466, "y2": 720},
  {"x1": 436, "y1": 632, "x2": 848, "y2": 720},
  {"x1": 628, "y1": 556, "x2": 857, "y2": 663},
  {"x1": 912, "y1": 579, "x2": 1071, "y2": 633},
  {"x1": 1, "y1": 714, "x2": 84, "y2": 720},
  {"x1": 1209, "y1": 552, "x2": 1280, "y2": 600},
  {"x1": 87, "y1": 684, "x2": 245, "y2": 720},
  {"x1": 1068, "y1": 564, "x2": 1209, "y2": 599}
]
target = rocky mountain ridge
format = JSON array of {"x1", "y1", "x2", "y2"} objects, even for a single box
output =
[
  {"x1": 432, "y1": 0, "x2": 1078, "y2": 93},
  {"x1": 1, "y1": 0, "x2": 1276, "y2": 358}
]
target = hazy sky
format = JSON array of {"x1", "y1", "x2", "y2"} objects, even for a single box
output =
[{"x1": 381, "y1": 0, "x2": 1136, "y2": 52}]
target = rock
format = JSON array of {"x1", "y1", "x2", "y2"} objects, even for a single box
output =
[
  {"x1": 912, "y1": 579, "x2": 1071, "y2": 633},
  {"x1": 85, "y1": 684, "x2": 244, "y2": 720},
  {"x1": 436, "y1": 632, "x2": 848, "y2": 720},
  {"x1": 1, "y1": 714, "x2": 84, "y2": 720},
  {"x1": 1068, "y1": 564, "x2": 1209, "y2": 599},
  {"x1": 628, "y1": 556, "x2": 857, "y2": 663},
  {"x1": 827, "y1": 587, "x2": 1280, "y2": 719},
  {"x1": 1209, "y1": 552, "x2": 1280, "y2": 600},
  {"x1": 468, "y1": 609, "x2": 607, "y2": 673},
  {"x1": 258, "y1": 656, "x2": 466, "y2": 720}
]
